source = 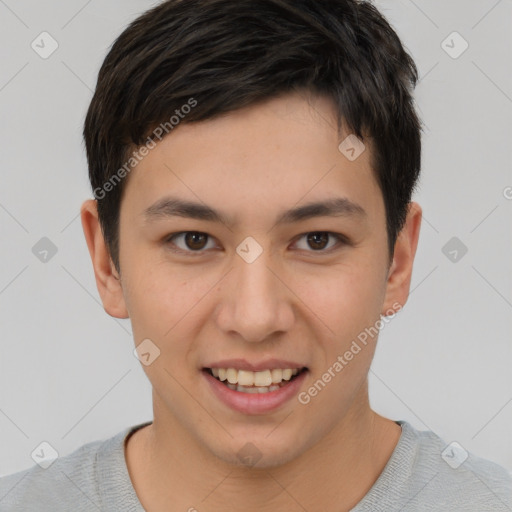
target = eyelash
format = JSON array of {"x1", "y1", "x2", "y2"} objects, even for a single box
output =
[{"x1": 164, "y1": 231, "x2": 349, "y2": 256}]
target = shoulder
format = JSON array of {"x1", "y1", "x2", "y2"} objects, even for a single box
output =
[
  {"x1": 354, "y1": 420, "x2": 512, "y2": 512},
  {"x1": 0, "y1": 425, "x2": 138, "y2": 512},
  {"x1": 400, "y1": 421, "x2": 512, "y2": 511}
]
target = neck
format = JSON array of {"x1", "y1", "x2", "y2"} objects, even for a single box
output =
[{"x1": 125, "y1": 386, "x2": 402, "y2": 512}]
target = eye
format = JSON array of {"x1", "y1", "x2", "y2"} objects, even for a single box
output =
[
  {"x1": 293, "y1": 232, "x2": 347, "y2": 252},
  {"x1": 164, "y1": 231, "x2": 348, "y2": 255},
  {"x1": 165, "y1": 231, "x2": 218, "y2": 254}
]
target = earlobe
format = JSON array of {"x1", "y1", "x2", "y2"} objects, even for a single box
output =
[
  {"x1": 80, "y1": 199, "x2": 129, "y2": 319},
  {"x1": 381, "y1": 202, "x2": 422, "y2": 316}
]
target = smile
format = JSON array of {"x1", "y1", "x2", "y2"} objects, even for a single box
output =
[
  {"x1": 202, "y1": 365, "x2": 309, "y2": 414},
  {"x1": 206, "y1": 367, "x2": 307, "y2": 393}
]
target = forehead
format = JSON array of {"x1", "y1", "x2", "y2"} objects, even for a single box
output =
[{"x1": 121, "y1": 91, "x2": 383, "y2": 225}]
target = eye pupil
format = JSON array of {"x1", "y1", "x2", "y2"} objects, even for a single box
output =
[
  {"x1": 307, "y1": 232, "x2": 329, "y2": 250},
  {"x1": 185, "y1": 232, "x2": 207, "y2": 250}
]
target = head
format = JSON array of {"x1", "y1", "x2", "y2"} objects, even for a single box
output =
[{"x1": 81, "y1": 0, "x2": 422, "y2": 468}]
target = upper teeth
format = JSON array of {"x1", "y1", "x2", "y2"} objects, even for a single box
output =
[{"x1": 211, "y1": 368, "x2": 300, "y2": 386}]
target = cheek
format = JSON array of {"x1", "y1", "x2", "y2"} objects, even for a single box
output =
[
  {"x1": 289, "y1": 259, "x2": 386, "y2": 346},
  {"x1": 294, "y1": 264, "x2": 384, "y2": 426},
  {"x1": 123, "y1": 259, "x2": 212, "y2": 348},
  {"x1": 125, "y1": 270, "x2": 201, "y2": 396}
]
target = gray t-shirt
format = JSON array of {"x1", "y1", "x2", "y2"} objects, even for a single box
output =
[{"x1": 1, "y1": 420, "x2": 511, "y2": 511}]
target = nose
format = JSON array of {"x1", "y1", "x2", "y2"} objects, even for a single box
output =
[{"x1": 214, "y1": 247, "x2": 295, "y2": 343}]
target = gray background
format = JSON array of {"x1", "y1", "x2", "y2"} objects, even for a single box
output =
[{"x1": 0, "y1": 0, "x2": 511, "y2": 476}]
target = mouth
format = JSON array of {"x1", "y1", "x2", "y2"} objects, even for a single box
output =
[
  {"x1": 202, "y1": 365, "x2": 309, "y2": 414},
  {"x1": 203, "y1": 367, "x2": 308, "y2": 393}
]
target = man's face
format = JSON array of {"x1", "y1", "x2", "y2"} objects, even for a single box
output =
[{"x1": 116, "y1": 91, "x2": 396, "y2": 467}]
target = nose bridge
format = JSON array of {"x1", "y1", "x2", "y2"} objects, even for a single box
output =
[{"x1": 218, "y1": 243, "x2": 293, "y2": 342}]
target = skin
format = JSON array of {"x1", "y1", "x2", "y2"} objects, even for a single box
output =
[{"x1": 81, "y1": 90, "x2": 422, "y2": 512}]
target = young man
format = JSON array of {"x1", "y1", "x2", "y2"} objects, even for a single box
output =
[{"x1": 1, "y1": 0, "x2": 511, "y2": 510}]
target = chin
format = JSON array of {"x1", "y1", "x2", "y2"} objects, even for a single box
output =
[{"x1": 203, "y1": 429, "x2": 313, "y2": 470}]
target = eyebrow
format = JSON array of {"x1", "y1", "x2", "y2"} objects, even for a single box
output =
[{"x1": 142, "y1": 196, "x2": 367, "y2": 228}]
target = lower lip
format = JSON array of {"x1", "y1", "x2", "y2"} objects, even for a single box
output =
[{"x1": 203, "y1": 370, "x2": 308, "y2": 415}]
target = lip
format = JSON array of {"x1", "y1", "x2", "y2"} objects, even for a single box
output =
[
  {"x1": 203, "y1": 358, "x2": 306, "y2": 372},
  {"x1": 202, "y1": 368, "x2": 308, "y2": 415}
]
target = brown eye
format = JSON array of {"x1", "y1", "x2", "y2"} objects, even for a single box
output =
[
  {"x1": 307, "y1": 232, "x2": 330, "y2": 250},
  {"x1": 293, "y1": 232, "x2": 346, "y2": 253},
  {"x1": 166, "y1": 231, "x2": 216, "y2": 253},
  {"x1": 184, "y1": 232, "x2": 208, "y2": 250}
]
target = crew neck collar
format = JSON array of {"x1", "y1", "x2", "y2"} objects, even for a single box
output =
[{"x1": 96, "y1": 419, "x2": 415, "y2": 510}]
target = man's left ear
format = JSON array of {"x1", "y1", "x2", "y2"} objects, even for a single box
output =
[{"x1": 381, "y1": 201, "x2": 422, "y2": 315}]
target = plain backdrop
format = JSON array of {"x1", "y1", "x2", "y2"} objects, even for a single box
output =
[{"x1": 0, "y1": 0, "x2": 511, "y2": 476}]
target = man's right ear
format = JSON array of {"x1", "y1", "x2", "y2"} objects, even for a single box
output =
[{"x1": 80, "y1": 199, "x2": 129, "y2": 319}]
